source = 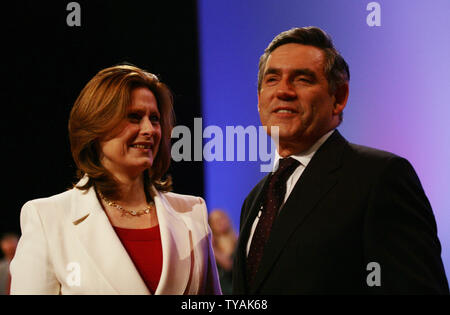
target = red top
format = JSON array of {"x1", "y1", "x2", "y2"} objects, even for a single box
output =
[{"x1": 113, "y1": 225, "x2": 163, "y2": 294}]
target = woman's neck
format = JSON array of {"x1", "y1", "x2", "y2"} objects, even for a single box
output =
[{"x1": 113, "y1": 173, "x2": 148, "y2": 207}]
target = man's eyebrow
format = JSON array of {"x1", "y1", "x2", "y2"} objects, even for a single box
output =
[
  {"x1": 264, "y1": 68, "x2": 282, "y2": 76},
  {"x1": 264, "y1": 67, "x2": 317, "y2": 79},
  {"x1": 292, "y1": 68, "x2": 317, "y2": 79}
]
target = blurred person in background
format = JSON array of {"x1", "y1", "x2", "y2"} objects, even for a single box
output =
[
  {"x1": 209, "y1": 209, "x2": 237, "y2": 294},
  {"x1": 0, "y1": 233, "x2": 18, "y2": 295}
]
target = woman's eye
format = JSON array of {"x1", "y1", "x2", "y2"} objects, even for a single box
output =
[
  {"x1": 150, "y1": 115, "x2": 160, "y2": 123},
  {"x1": 128, "y1": 114, "x2": 141, "y2": 122}
]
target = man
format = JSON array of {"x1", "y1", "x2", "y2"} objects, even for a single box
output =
[{"x1": 232, "y1": 26, "x2": 449, "y2": 294}]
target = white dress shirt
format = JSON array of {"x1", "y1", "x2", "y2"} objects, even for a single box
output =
[{"x1": 246, "y1": 130, "x2": 335, "y2": 256}]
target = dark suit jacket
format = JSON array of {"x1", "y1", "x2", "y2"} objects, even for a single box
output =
[{"x1": 233, "y1": 130, "x2": 449, "y2": 294}]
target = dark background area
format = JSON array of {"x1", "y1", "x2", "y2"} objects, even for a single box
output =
[{"x1": 1, "y1": 1, "x2": 203, "y2": 238}]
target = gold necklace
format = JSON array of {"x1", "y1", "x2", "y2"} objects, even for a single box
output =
[{"x1": 98, "y1": 191, "x2": 155, "y2": 217}]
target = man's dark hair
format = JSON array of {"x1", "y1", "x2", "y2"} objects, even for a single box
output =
[{"x1": 258, "y1": 27, "x2": 350, "y2": 121}]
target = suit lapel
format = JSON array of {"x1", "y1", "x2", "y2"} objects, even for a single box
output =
[
  {"x1": 70, "y1": 185, "x2": 150, "y2": 294},
  {"x1": 250, "y1": 130, "x2": 348, "y2": 293},
  {"x1": 235, "y1": 175, "x2": 270, "y2": 293},
  {"x1": 239, "y1": 175, "x2": 271, "y2": 251}
]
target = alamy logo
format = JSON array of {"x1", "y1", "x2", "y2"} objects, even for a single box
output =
[
  {"x1": 66, "y1": 2, "x2": 81, "y2": 27},
  {"x1": 66, "y1": 262, "x2": 81, "y2": 287},
  {"x1": 366, "y1": 2, "x2": 381, "y2": 27},
  {"x1": 171, "y1": 119, "x2": 279, "y2": 172},
  {"x1": 366, "y1": 262, "x2": 381, "y2": 287}
]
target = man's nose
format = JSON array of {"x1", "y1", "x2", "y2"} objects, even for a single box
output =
[{"x1": 276, "y1": 79, "x2": 297, "y2": 100}]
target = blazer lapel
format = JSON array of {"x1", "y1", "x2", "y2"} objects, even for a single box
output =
[
  {"x1": 250, "y1": 130, "x2": 348, "y2": 293},
  {"x1": 152, "y1": 188, "x2": 192, "y2": 295},
  {"x1": 70, "y1": 184, "x2": 149, "y2": 294},
  {"x1": 234, "y1": 175, "x2": 270, "y2": 292},
  {"x1": 239, "y1": 175, "x2": 271, "y2": 250}
]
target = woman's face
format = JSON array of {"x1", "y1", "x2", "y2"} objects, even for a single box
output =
[{"x1": 99, "y1": 87, "x2": 162, "y2": 180}]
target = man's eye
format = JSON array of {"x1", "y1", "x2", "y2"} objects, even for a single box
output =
[
  {"x1": 296, "y1": 77, "x2": 312, "y2": 83},
  {"x1": 265, "y1": 77, "x2": 278, "y2": 83}
]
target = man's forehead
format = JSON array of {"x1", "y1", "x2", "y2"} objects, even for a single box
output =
[{"x1": 265, "y1": 43, "x2": 326, "y2": 74}]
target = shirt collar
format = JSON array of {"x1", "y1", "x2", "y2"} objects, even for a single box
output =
[{"x1": 273, "y1": 129, "x2": 335, "y2": 172}]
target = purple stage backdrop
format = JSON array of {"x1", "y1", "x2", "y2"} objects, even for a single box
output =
[{"x1": 198, "y1": 0, "x2": 450, "y2": 278}]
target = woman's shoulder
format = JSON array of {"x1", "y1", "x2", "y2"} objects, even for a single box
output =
[
  {"x1": 158, "y1": 191, "x2": 210, "y2": 235},
  {"x1": 24, "y1": 188, "x2": 76, "y2": 206},
  {"x1": 159, "y1": 191, "x2": 206, "y2": 212},
  {"x1": 21, "y1": 188, "x2": 79, "y2": 219}
]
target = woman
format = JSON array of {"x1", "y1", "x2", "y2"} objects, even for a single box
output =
[{"x1": 10, "y1": 64, "x2": 221, "y2": 295}]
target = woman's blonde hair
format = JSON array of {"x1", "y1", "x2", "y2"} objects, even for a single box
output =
[{"x1": 68, "y1": 64, "x2": 174, "y2": 198}]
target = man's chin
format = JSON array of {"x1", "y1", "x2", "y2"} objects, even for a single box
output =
[{"x1": 267, "y1": 127, "x2": 304, "y2": 141}]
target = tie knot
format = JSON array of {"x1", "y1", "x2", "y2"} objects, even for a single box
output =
[{"x1": 271, "y1": 157, "x2": 300, "y2": 184}]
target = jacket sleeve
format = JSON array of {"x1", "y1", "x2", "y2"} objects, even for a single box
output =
[
  {"x1": 363, "y1": 157, "x2": 449, "y2": 294},
  {"x1": 9, "y1": 201, "x2": 60, "y2": 294},
  {"x1": 199, "y1": 197, "x2": 222, "y2": 295}
]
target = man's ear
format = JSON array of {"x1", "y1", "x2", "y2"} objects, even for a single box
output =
[
  {"x1": 257, "y1": 91, "x2": 261, "y2": 112},
  {"x1": 333, "y1": 82, "x2": 349, "y2": 116}
]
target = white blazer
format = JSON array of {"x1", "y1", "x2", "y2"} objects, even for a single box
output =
[{"x1": 10, "y1": 180, "x2": 222, "y2": 295}]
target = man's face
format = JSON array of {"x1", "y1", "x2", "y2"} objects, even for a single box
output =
[{"x1": 258, "y1": 43, "x2": 346, "y2": 155}]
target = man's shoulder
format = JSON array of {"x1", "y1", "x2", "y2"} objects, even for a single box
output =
[
  {"x1": 316, "y1": 130, "x2": 405, "y2": 171},
  {"x1": 347, "y1": 142, "x2": 399, "y2": 160},
  {"x1": 328, "y1": 130, "x2": 400, "y2": 162},
  {"x1": 342, "y1": 141, "x2": 421, "y2": 185}
]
